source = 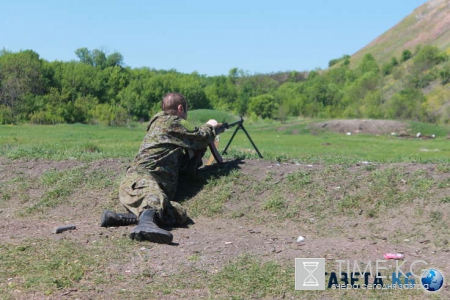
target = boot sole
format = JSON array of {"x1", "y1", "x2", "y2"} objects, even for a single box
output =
[{"x1": 130, "y1": 229, "x2": 173, "y2": 244}]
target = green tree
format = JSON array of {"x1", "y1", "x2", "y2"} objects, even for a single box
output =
[
  {"x1": 323, "y1": 64, "x2": 355, "y2": 86},
  {"x1": 413, "y1": 45, "x2": 447, "y2": 72},
  {"x1": 303, "y1": 73, "x2": 328, "y2": 108},
  {"x1": 439, "y1": 62, "x2": 450, "y2": 85},
  {"x1": 381, "y1": 58, "x2": 399, "y2": 75},
  {"x1": 248, "y1": 94, "x2": 278, "y2": 119},
  {"x1": 340, "y1": 71, "x2": 381, "y2": 117},
  {"x1": 75, "y1": 48, "x2": 124, "y2": 68},
  {"x1": 273, "y1": 82, "x2": 304, "y2": 121},
  {"x1": 384, "y1": 88, "x2": 425, "y2": 120},
  {"x1": 92, "y1": 49, "x2": 107, "y2": 68},
  {"x1": 117, "y1": 75, "x2": 155, "y2": 121},
  {"x1": 75, "y1": 47, "x2": 94, "y2": 65},
  {"x1": 0, "y1": 50, "x2": 47, "y2": 119},
  {"x1": 97, "y1": 66, "x2": 130, "y2": 103},
  {"x1": 361, "y1": 91, "x2": 383, "y2": 118},
  {"x1": 229, "y1": 69, "x2": 279, "y2": 115},
  {"x1": 106, "y1": 52, "x2": 124, "y2": 67},
  {"x1": 52, "y1": 61, "x2": 102, "y2": 101},
  {"x1": 204, "y1": 75, "x2": 238, "y2": 111},
  {"x1": 173, "y1": 72, "x2": 210, "y2": 110},
  {"x1": 357, "y1": 53, "x2": 379, "y2": 75}
]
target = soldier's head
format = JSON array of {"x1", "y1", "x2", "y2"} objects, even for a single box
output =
[{"x1": 162, "y1": 92, "x2": 187, "y2": 120}]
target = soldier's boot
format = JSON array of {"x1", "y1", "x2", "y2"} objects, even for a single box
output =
[
  {"x1": 100, "y1": 210, "x2": 138, "y2": 227},
  {"x1": 129, "y1": 209, "x2": 173, "y2": 244}
]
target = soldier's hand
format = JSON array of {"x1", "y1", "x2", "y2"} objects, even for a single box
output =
[{"x1": 206, "y1": 119, "x2": 218, "y2": 128}]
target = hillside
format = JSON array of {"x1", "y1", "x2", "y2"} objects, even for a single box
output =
[{"x1": 351, "y1": 0, "x2": 450, "y2": 66}]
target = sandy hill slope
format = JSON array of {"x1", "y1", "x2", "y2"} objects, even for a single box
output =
[{"x1": 351, "y1": 0, "x2": 450, "y2": 66}]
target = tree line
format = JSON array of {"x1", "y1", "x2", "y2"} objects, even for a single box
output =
[{"x1": 1, "y1": 45, "x2": 449, "y2": 125}]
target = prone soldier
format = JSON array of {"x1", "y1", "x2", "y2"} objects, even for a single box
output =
[{"x1": 100, "y1": 92, "x2": 218, "y2": 244}]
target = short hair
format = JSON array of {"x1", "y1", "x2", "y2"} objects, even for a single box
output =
[{"x1": 162, "y1": 92, "x2": 187, "y2": 115}]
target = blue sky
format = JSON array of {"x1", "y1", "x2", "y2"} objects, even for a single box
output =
[{"x1": 1, "y1": 0, "x2": 428, "y2": 76}]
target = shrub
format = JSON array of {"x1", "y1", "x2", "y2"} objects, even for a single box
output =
[
  {"x1": 90, "y1": 103, "x2": 129, "y2": 126},
  {"x1": 0, "y1": 105, "x2": 14, "y2": 124}
]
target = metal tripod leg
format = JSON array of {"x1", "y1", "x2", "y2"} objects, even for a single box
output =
[
  {"x1": 222, "y1": 125, "x2": 240, "y2": 155},
  {"x1": 239, "y1": 124, "x2": 263, "y2": 158},
  {"x1": 222, "y1": 124, "x2": 263, "y2": 158}
]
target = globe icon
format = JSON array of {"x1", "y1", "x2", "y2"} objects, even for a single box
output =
[{"x1": 421, "y1": 269, "x2": 444, "y2": 292}]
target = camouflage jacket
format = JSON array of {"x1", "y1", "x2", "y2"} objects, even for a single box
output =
[{"x1": 129, "y1": 111, "x2": 215, "y2": 182}]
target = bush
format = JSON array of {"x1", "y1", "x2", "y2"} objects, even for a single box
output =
[
  {"x1": 384, "y1": 88, "x2": 425, "y2": 120},
  {"x1": 414, "y1": 45, "x2": 447, "y2": 72},
  {"x1": 29, "y1": 110, "x2": 64, "y2": 125},
  {"x1": 248, "y1": 94, "x2": 278, "y2": 119},
  {"x1": 401, "y1": 49, "x2": 412, "y2": 62},
  {"x1": 90, "y1": 103, "x2": 129, "y2": 126},
  {"x1": 0, "y1": 105, "x2": 14, "y2": 124},
  {"x1": 439, "y1": 63, "x2": 450, "y2": 85}
]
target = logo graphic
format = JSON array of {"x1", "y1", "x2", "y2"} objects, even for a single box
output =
[
  {"x1": 295, "y1": 258, "x2": 325, "y2": 290},
  {"x1": 421, "y1": 268, "x2": 444, "y2": 292}
]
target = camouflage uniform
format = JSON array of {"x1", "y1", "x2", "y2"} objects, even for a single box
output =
[{"x1": 119, "y1": 111, "x2": 215, "y2": 225}]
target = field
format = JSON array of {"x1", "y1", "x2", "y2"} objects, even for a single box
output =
[{"x1": 0, "y1": 114, "x2": 449, "y2": 299}]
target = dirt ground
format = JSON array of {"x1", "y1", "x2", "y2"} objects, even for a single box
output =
[
  {"x1": 0, "y1": 158, "x2": 438, "y2": 263},
  {"x1": 308, "y1": 119, "x2": 408, "y2": 135},
  {"x1": 1, "y1": 155, "x2": 449, "y2": 298},
  {"x1": 1, "y1": 158, "x2": 346, "y2": 260}
]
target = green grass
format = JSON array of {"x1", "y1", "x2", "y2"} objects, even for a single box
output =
[
  {"x1": 23, "y1": 167, "x2": 86, "y2": 214},
  {"x1": 185, "y1": 160, "x2": 450, "y2": 235},
  {"x1": 0, "y1": 123, "x2": 142, "y2": 161},
  {"x1": 208, "y1": 254, "x2": 294, "y2": 299},
  {"x1": 0, "y1": 236, "x2": 142, "y2": 298},
  {"x1": 187, "y1": 169, "x2": 240, "y2": 217},
  {"x1": 0, "y1": 234, "x2": 294, "y2": 299},
  {"x1": 0, "y1": 164, "x2": 117, "y2": 217},
  {"x1": 408, "y1": 121, "x2": 449, "y2": 137},
  {"x1": 1, "y1": 116, "x2": 449, "y2": 163},
  {"x1": 0, "y1": 239, "x2": 100, "y2": 295}
]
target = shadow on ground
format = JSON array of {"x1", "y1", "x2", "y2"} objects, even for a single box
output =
[{"x1": 175, "y1": 158, "x2": 244, "y2": 202}]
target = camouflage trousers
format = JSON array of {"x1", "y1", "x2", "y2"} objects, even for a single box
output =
[{"x1": 119, "y1": 168, "x2": 187, "y2": 226}]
